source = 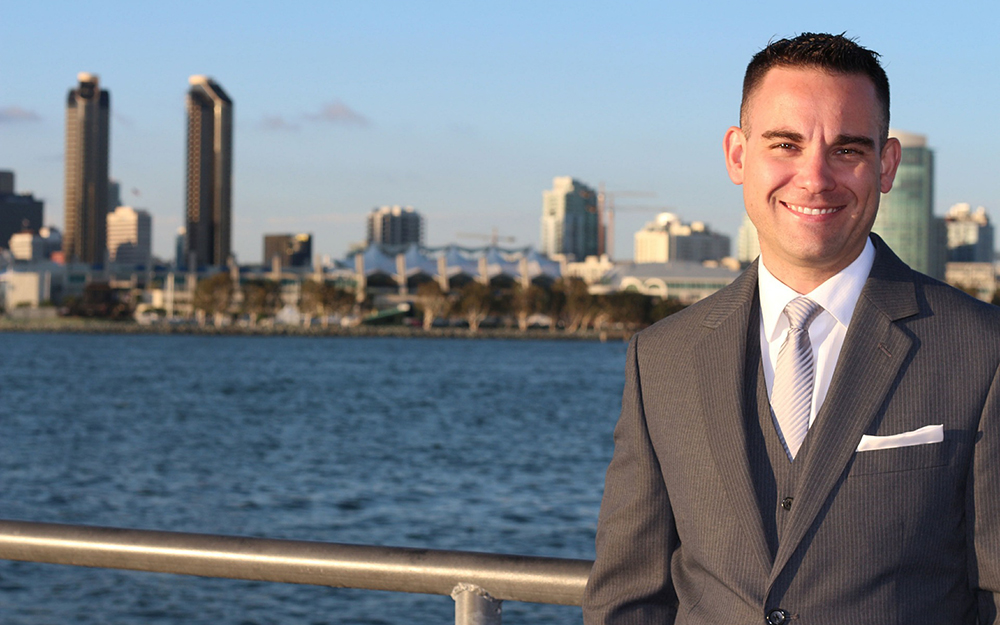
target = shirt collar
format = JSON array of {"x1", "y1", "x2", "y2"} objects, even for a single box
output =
[{"x1": 758, "y1": 237, "x2": 875, "y2": 342}]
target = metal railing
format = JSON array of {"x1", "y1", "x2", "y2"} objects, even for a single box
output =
[{"x1": 0, "y1": 519, "x2": 592, "y2": 624}]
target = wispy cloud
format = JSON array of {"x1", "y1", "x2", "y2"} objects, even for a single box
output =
[
  {"x1": 260, "y1": 115, "x2": 299, "y2": 131},
  {"x1": 0, "y1": 106, "x2": 41, "y2": 123},
  {"x1": 306, "y1": 101, "x2": 371, "y2": 127}
]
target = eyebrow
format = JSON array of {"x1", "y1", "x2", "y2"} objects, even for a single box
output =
[
  {"x1": 760, "y1": 130, "x2": 876, "y2": 149},
  {"x1": 832, "y1": 134, "x2": 876, "y2": 149},
  {"x1": 761, "y1": 130, "x2": 804, "y2": 142}
]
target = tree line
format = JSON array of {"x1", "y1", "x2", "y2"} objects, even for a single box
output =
[{"x1": 189, "y1": 274, "x2": 689, "y2": 332}]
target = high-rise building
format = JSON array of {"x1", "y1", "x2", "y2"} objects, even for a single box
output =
[
  {"x1": 873, "y1": 130, "x2": 945, "y2": 279},
  {"x1": 945, "y1": 203, "x2": 994, "y2": 263},
  {"x1": 264, "y1": 233, "x2": 313, "y2": 268},
  {"x1": 106, "y1": 206, "x2": 152, "y2": 267},
  {"x1": 366, "y1": 206, "x2": 423, "y2": 246},
  {"x1": 185, "y1": 75, "x2": 233, "y2": 267},
  {"x1": 0, "y1": 171, "x2": 44, "y2": 250},
  {"x1": 175, "y1": 227, "x2": 187, "y2": 269},
  {"x1": 108, "y1": 178, "x2": 122, "y2": 212},
  {"x1": 541, "y1": 176, "x2": 598, "y2": 261},
  {"x1": 633, "y1": 212, "x2": 730, "y2": 263},
  {"x1": 64, "y1": 72, "x2": 110, "y2": 265},
  {"x1": 0, "y1": 171, "x2": 13, "y2": 195},
  {"x1": 736, "y1": 213, "x2": 760, "y2": 263}
]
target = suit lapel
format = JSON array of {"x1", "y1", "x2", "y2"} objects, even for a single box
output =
[
  {"x1": 767, "y1": 238, "x2": 920, "y2": 582},
  {"x1": 696, "y1": 262, "x2": 773, "y2": 575}
]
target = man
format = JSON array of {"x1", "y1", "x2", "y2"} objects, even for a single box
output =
[{"x1": 583, "y1": 33, "x2": 1000, "y2": 625}]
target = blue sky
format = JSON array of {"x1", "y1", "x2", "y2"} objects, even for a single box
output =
[{"x1": 2, "y1": 1, "x2": 998, "y2": 263}]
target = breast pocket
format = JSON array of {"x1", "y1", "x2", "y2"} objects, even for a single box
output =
[{"x1": 847, "y1": 440, "x2": 952, "y2": 477}]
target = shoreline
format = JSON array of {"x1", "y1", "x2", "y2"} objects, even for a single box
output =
[{"x1": 0, "y1": 317, "x2": 633, "y2": 342}]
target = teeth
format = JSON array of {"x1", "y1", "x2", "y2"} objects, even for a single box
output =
[{"x1": 785, "y1": 203, "x2": 840, "y2": 216}]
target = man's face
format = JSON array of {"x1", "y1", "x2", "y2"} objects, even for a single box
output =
[{"x1": 723, "y1": 67, "x2": 901, "y2": 289}]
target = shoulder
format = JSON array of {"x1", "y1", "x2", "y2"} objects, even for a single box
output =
[
  {"x1": 866, "y1": 236, "x2": 1000, "y2": 341},
  {"x1": 633, "y1": 263, "x2": 758, "y2": 348},
  {"x1": 913, "y1": 272, "x2": 1000, "y2": 330}
]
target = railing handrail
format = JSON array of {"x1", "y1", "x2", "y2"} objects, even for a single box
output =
[{"x1": 0, "y1": 519, "x2": 592, "y2": 607}]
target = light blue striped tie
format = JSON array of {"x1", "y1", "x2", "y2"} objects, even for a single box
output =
[{"x1": 773, "y1": 297, "x2": 823, "y2": 460}]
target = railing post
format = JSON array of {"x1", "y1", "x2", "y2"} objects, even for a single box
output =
[{"x1": 452, "y1": 583, "x2": 502, "y2": 625}]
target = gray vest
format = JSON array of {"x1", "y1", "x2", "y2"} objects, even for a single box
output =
[{"x1": 744, "y1": 298, "x2": 811, "y2": 561}]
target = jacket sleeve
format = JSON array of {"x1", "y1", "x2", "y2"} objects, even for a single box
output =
[
  {"x1": 583, "y1": 335, "x2": 679, "y2": 625},
  {"x1": 971, "y1": 361, "x2": 1000, "y2": 624}
]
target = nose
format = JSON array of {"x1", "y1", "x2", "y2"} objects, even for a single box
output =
[{"x1": 794, "y1": 150, "x2": 836, "y2": 194}]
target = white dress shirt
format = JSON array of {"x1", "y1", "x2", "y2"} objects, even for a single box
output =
[{"x1": 758, "y1": 238, "x2": 875, "y2": 426}]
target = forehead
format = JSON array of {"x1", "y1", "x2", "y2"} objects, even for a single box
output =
[{"x1": 745, "y1": 67, "x2": 881, "y2": 135}]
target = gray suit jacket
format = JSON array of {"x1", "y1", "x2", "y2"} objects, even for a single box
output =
[{"x1": 584, "y1": 236, "x2": 1000, "y2": 624}]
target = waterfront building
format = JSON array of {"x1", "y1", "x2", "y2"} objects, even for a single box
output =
[
  {"x1": 872, "y1": 130, "x2": 946, "y2": 279},
  {"x1": 64, "y1": 73, "x2": 111, "y2": 265},
  {"x1": 366, "y1": 206, "x2": 423, "y2": 246},
  {"x1": 945, "y1": 203, "x2": 994, "y2": 263},
  {"x1": 541, "y1": 177, "x2": 599, "y2": 261},
  {"x1": 185, "y1": 75, "x2": 233, "y2": 267},
  {"x1": 0, "y1": 171, "x2": 44, "y2": 251},
  {"x1": 597, "y1": 261, "x2": 742, "y2": 303},
  {"x1": 563, "y1": 254, "x2": 617, "y2": 285},
  {"x1": 107, "y1": 206, "x2": 152, "y2": 267},
  {"x1": 264, "y1": 233, "x2": 313, "y2": 268},
  {"x1": 0, "y1": 259, "x2": 91, "y2": 309},
  {"x1": 633, "y1": 212, "x2": 730, "y2": 264},
  {"x1": 354, "y1": 243, "x2": 559, "y2": 295},
  {"x1": 736, "y1": 213, "x2": 760, "y2": 263}
]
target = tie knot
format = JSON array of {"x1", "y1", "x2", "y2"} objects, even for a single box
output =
[{"x1": 783, "y1": 297, "x2": 822, "y2": 330}]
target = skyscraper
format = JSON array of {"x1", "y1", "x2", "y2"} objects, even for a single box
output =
[
  {"x1": 64, "y1": 72, "x2": 110, "y2": 265},
  {"x1": 366, "y1": 206, "x2": 423, "y2": 246},
  {"x1": 541, "y1": 176, "x2": 598, "y2": 260},
  {"x1": 185, "y1": 75, "x2": 232, "y2": 267},
  {"x1": 873, "y1": 130, "x2": 946, "y2": 279}
]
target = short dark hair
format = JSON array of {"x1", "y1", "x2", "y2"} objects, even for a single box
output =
[{"x1": 740, "y1": 33, "x2": 890, "y2": 144}]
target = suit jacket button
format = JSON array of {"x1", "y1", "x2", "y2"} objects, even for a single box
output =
[
  {"x1": 766, "y1": 608, "x2": 790, "y2": 625},
  {"x1": 780, "y1": 497, "x2": 793, "y2": 511}
]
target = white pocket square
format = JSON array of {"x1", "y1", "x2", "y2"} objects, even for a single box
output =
[{"x1": 856, "y1": 424, "x2": 944, "y2": 452}]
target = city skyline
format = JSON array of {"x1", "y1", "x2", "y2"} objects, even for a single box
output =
[{"x1": 1, "y1": 2, "x2": 998, "y2": 263}]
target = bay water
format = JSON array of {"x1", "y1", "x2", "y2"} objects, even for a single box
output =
[{"x1": 0, "y1": 333, "x2": 627, "y2": 624}]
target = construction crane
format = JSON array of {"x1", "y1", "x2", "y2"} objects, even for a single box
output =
[
  {"x1": 597, "y1": 185, "x2": 661, "y2": 260},
  {"x1": 456, "y1": 227, "x2": 516, "y2": 247}
]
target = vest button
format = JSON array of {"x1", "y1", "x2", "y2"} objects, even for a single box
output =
[
  {"x1": 780, "y1": 497, "x2": 793, "y2": 511},
  {"x1": 766, "y1": 608, "x2": 790, "y2": 625}
]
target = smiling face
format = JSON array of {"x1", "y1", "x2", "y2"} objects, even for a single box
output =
[{"x1": 724, "y1": 66, "x2": 901, "y2": 293}]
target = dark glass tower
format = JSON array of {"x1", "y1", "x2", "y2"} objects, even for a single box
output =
[
  {"x1": 64, "y1": 72, "x2": 110, "y2": 265},
  {"x1": 185, "y1": 76, "x2": 233, "y2": 267}
]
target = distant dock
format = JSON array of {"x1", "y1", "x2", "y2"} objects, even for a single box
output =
[{"x1": 0, "y1": 317, "x2": 631, "y2": 342}]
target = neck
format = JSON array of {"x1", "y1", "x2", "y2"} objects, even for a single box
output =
[{"x1": 758, "y1": 258, "x2": 846, "y2": 295}]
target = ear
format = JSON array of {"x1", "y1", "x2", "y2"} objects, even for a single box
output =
[
  {"x1": 723, "y1": 126, "x2": 746, "y2": 185},
  {"x1": 879, "y1": 137, "x2": 902, "y2": 194}
]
